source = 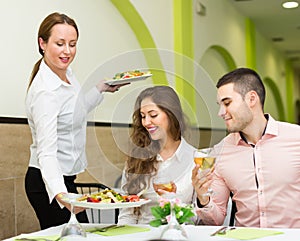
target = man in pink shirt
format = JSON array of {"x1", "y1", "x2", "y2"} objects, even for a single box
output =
[{"x1": 192, "y1": 68, "x2": 300, "y2": 228}]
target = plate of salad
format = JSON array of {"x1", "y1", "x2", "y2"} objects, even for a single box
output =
[
  {"x1": 63, "y1": 189, "x2": 151, "y2": 209},
  {"x1": 104, "y1": 70, "x2": 152, "y2": 85}
]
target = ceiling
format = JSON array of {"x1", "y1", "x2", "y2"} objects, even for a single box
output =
[{"x1": 230, "y1": 0, "x2": 300, "y2": 73}]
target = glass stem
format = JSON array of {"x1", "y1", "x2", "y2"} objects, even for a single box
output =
[
  {"x1": 69, "y1": 202, "x2": 77, "y2": 223},
  {"x1": 169, "y1": 200, "x2": 178, "y2": 225},
  {"x1": 160, "y1": 199, "x2": 188, "y2": 240}
]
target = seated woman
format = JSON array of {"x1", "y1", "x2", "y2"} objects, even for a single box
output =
[{"x1": 118, "y1": 86, "x2": 196, "y2": 224}]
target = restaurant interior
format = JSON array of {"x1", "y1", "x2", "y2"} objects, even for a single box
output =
[{"x1": 0, "y1": 0, "x2": 299, "y2": 240}]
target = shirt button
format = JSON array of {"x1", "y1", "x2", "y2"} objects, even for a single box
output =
[
  {"x1": 259, "y1": 190, "x2": 263, "y2": 195},
  {"x1": 261, "y1": 212, "x2": 265, "y2": 216}
]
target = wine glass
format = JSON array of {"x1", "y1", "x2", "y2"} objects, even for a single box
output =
[
  {"x1": 152, "y1": 176, "x2": 188, "y2": 240},
  {"x1": 159, "y1": 199, "x2": 188, "y2": 241},
  {"x1": 60, "y1": 193, "x2": 87, "y2": 239},
  {"x1": 194, "y1": 147, "x2": 216, "y2": 196},
  {"x1": 152, "y1": 176, "x2": 175, "y2": 197}
]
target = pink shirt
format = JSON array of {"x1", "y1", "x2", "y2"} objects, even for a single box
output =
[{"x1": 196, "y1": 115, "x2": 300, "y2": 228}]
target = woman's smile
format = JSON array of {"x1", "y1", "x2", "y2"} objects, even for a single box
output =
[{"x1": 147, "y1": 126, "x2": 158, "y2": 134}]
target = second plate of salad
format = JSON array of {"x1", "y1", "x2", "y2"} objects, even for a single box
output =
[{"x1": 104, "y1": 70, "x2": 152, "y2": 85}]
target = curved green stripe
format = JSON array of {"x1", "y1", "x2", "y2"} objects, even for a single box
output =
[
  {"x1": 285, "y1": 60, "x2": 295, "y2": 122},
  {"x1": 110, "y1": 0, "x2": 168, "y2": 85},
  {"x1": 211, "y1": 45, "x2": 237, "y2": 71},
  {"x1": 296, "y1": 99, "x2": 300, "y2": 124},
  {"x1": 264, "y1": 77, "x2": 285, "y2": 121},
  {"x1": 245, "y1": 18, "x2": 256, "y2": 69},
  {"x1": 173, "y1": 0, "x2": 195, "y2": 117}
]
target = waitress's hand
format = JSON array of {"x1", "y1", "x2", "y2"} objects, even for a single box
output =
[
  {"x1": 55, "y1": 192, "x2": 86, "y2": 214},
  {"x1": 96, "y1": 79, "x2": 130, "y2": 93}
]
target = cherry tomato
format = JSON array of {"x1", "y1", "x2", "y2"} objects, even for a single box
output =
[
  {"x1": 87, "y1": 197, "x2": 100, "y2": 203},
  {"x1": 127, "y1": 195, "x2": 140, "y2": 202}
]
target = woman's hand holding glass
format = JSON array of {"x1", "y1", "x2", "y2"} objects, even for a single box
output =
[
  {"x1": 152, "y1": 176, "x2": 188, "y2": 240},
  {"x1": 152, "y1": 176, "x2": 177, "y2": 197}
]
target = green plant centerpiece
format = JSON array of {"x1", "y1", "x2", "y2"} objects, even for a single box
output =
[{"x1": 150, "y1": 197, "x2": 195, "y2": 227}]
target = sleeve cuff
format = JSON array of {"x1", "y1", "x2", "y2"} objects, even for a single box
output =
[{"x1": 196, "y1": 197, "x2": 210, "y2": 208}]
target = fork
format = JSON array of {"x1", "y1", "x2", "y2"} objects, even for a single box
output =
[
  {"x1": 88, "y1": 224, "x2": 125, "y2": 233},
  {"x1": 210, "y1": 226, "x2": 236, "y2": 236},
  {"x1": 15, "y1": 238, "x2": 53, "y2": 241},
  {"x1": 137, "y1": 188, "x2": 147, "y2": 197}
]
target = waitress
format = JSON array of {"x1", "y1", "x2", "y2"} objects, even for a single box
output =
[{"x1": 25, "y1": 12, "x2": 126, "y2": 229}]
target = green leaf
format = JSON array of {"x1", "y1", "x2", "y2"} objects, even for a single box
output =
[
  {"x1": 150, "y1": 206, "x2": 166, "y2": 219},
  {"x1": 150, "y1": 200, "x2": 195, "y2": 227},
  {"x1": 177, "y1": 209, "x2": 195, "y2": 224},
  {"x1": 149, "y1": 219, "x2": 163, "y2": 227}
]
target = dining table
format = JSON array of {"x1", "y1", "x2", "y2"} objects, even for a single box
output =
[{"x1": 3, "y1": 223, "x2": 300, "y2": 241}]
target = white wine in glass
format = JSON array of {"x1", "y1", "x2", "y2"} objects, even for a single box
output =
[
  {"x1": 152, "y1": 176, "x2": 175, "y2": 197},
  {"x1": 194, "y1": 148, "x2": 216, "y2": 196}
]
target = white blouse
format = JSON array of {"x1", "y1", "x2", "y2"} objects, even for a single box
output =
[
  {"x1": 26, "y1": 60, "x2": 103, "y2": 202},
  {"x1": 118, "y1": 138, "x2": 196, "y2": 224}
]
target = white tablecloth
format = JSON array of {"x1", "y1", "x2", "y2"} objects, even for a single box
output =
[{"x1": 4, "y1": 223, "x2": 300, "y2": 241}]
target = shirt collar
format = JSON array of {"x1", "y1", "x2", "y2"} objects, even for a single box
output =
[
  {"x1": 156, "y1": 137, "x2": 187, "y2": 163},
  {"x1": 40, "y1": 60, "x2": 73, "y2": 91},
  {"x1": 236, "y1": 114, "x2": 277, "y2": 145},
  {"x1": 263, "y1": 114, "x2": 278, "y2": 136}
]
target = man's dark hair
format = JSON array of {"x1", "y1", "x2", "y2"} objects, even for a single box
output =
[{"x1": 216, "y1": 68, "x2": 266, "y2": 109}]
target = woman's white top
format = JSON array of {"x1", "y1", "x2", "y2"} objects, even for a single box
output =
[
  {"x1": 25, "y1": 60, "x2": 103, "y2": 202},
  {"x1": 118, "y1": 138, "x2": 196, "y2": 224}
]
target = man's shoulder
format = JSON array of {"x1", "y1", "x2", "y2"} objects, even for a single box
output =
[
  {"x1": 277, "y1": 120, "x2": 300, "y2": 129},
  {"x1": 268, "y1": 114, "x2": 300, "y2": 131},
  {"x1": 214, "y1": 133, "x2": 240, "y2": 150},
  {"x1": 277, "y1": 121, "x2": 300, "y2": 139}
]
